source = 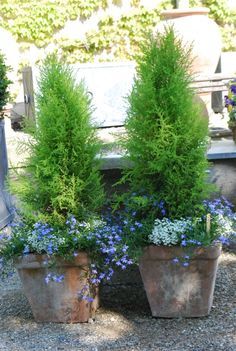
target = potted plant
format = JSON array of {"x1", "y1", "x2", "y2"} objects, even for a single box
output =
[
  {"x1": 0, "y1": 51, "x2": 13, "y2": 229},
  {"x1": 225, "y1": 79, "x2": 236, "y2": 143},
  {"x1": 118, "y1": 27, "x2": 235, "y2": 318},
  {"x1": 0, "y1": 55, "x2": 132, "y2": 323}
]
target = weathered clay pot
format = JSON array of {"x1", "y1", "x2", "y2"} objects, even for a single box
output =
[
  {"x1": 158, "y1": 8, "x2": 222, "y2": 76},
  {"x1": 139, "y1": 244, "x2": 221, "y2": 318},
  {"x1": 157, "y1": 7, "x2": 222, "y2": 116},
  {"x1": 15, "y1": 253, "x2": 98, "y2": 323},
  {"x1": 228, "y1": 121, "x2": 236, "y2": 143}
]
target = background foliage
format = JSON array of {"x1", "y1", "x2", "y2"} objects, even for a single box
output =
[{"x1": 0, "y1": 0, "x2": 235, "y2": 66}]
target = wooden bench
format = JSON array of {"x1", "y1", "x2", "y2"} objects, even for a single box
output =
[{"x1": 22, "y1": 64, "x2": 234, "y2": 119}]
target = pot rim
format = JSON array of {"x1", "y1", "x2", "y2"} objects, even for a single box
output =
[
  {"x1": 161, "y1": 7, "x2": 210, "y2": 20},
  {"x1": 14, "y1": 252, "x2": 90, "y2": 269},
  {"x1": 141, "y1": 243, "x2": 222, "y2": 261}
]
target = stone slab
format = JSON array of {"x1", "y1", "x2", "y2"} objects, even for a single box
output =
[
  {"x1": 100, "y1": 137, "x2": 236, "y2": 170},
  {"x1": 208, "y1": 138, "x2": 236, "y2": 160}
]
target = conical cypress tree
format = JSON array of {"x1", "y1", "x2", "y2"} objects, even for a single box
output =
[
  {"x1": 123, "y1": 27, "x2": 210, "y2": 218},
  {"x1": 13, "y1": 55, "x2": 104, "y2": 224}
]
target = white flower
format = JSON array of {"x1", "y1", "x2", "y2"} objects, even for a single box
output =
[
  {"x1": 215, "y1": 214, "x2": 235, "y2": 238},
  {"x1": 27, "y1": 232, "x2": 65, "y2": 254},
  {"x1": 149, "y1": 218, "x2": 192, "y2": 246}
]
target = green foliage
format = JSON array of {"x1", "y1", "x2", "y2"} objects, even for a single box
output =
[
  {"x1": 11, "y1": 55, "x2": 104, "y2": 225},
  {"x1": 58, "y1": 2, "x2": 173, "y2": 63},
  {"x1": 122, "y1": 28, "x2": 210, "y2": 219},
  {"x1": 0, "y1": 0, "x2": 108, "y2": 47},
  {"x1": 1, "y1": 0, "x2": 235, "y2": 65},
  {"x1": 0, "y1": 52, "x2": 11, "y2": 115},
  {"x1": 0, "y1": 0, "x2": 235, "y2": 67}
]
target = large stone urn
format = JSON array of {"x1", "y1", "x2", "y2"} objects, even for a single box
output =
[
  {"x1": 159, "y1": 7, "x2": 222, "y2": 76},
  {"x1": 139, "y1": 244, "x2": 221, "y2": 318},
  {"x1": 157, "y1": 7, "x2": 222, "y2": 116},
  {"x1": 15, "y1": 253, "x2": 98, "y2": 323}
]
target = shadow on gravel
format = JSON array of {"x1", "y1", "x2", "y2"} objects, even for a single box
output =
[
  {"x1": 99, "y1": 264, "x2": 151, "y2": 317},
  {"x1": 100, "y1": 283, "x2": 151, "y2": 317}
]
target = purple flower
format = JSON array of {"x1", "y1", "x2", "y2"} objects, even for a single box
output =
[
  {"x1": 161, "y1": 209, "x2": 166, "y2": 216},
  {"x1": 135, "y1": 221, "x2": 143, "y2": 228},
  {"x1": 182, "y1": 262, "x2": 189, "y2": 267},
  {"x1": 230, "y1": 84, "x2": 236, "y2": 94},
  {"x1": 108, "y1": 267, "x2": 114, "y2": 276},
  {"x1": 172, "y1": 258, "x2": 179, "y2": 264},
  {"x1": 218, "y1": 236, "x2": 230, "y2": 245},
  {"x1": 109, "y1": 247, "x2": 116, "y2": 254},
  {"x1": 91, "y1": 278, "x2": 99, "y2": 284},
  {"x1": 122, "y1": 245, "x2": 128, "y2": 253},
  {"x1": 98, "y1": 273, "x2": 105, "y2": 280},
  {"x1": 23, "y1": 245, "x2": 30, "y2": 255},
  {"x1": 224, "y1": 96, "x2": 234, "y2": 107},
  {"x1": 45, "y1": 273, "x2": 52, "y2": 284},
  {"x1": 86, "y1": 297, "x2": 94, "y2": 303},
  {"x1": 53, "y1": 274, "x2": 64, "y2": 283},
  {"x1": 91, "y1": 270, "x2": 97, "y2": 276}
]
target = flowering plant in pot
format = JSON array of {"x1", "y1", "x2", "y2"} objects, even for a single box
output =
[
  {"x1": 224, "y1": 79, "x2": 236, "y2": 143},
  {"x1": 0, "y1": 56, "x2": 132, "y2": 323},
  {"x1": 117, "y1": 27, "x2": 236, "y2": 318}
]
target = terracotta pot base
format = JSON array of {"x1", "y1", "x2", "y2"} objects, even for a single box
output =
[
  {"x1": 139, "y1": 245, "x2": 221, "y2": 318},
  {"x1": 15, "y1": 253, "x2": 98, "y2": 323},
  {"x1": 229, "y1": 126, "x2": 236, "y2": 144}
]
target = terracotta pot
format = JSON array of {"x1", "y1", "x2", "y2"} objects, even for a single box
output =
[
  {"x1": 158, "y1": 8, "x2": 222, "y2": 76},
  {"x1": 139, "y1": 244, "x2": 221, "y2": 318},
  {"x1": 228, "y1": 122, "x2": 236, "y2": 143},
  {"x1": 157, "y1": 8, "x2": 222, "y2": 116},
  {"x1": 15, "y1": 253, "x2": 99, "y2": 323}
]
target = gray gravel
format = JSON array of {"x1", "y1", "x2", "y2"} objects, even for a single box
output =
[{"x1": 0, "y1": 251, "x2": 235, "y2": 351}]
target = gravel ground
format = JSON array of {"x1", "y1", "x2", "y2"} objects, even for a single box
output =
[{"x1": 0, "y1": 251, "x2": 235, "y2": 351}]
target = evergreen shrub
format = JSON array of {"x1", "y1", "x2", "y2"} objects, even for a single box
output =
[
  {"x1": 122, "y1": 27, "x2": 210, "y2": 220},
  {"x1": 114, "y1": 28, "x2": 236, "y2": 261},
  {"x1": 12, "y1": 55, "x2": 104, "y2": 225}
]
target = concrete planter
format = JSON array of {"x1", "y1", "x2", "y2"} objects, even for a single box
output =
[
  {"x1": 15, "y1": 253, "x2": 98, "y2": 323},
  {"x1": 139, "y1": 244, "x2": 221, "y2": 318}
]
